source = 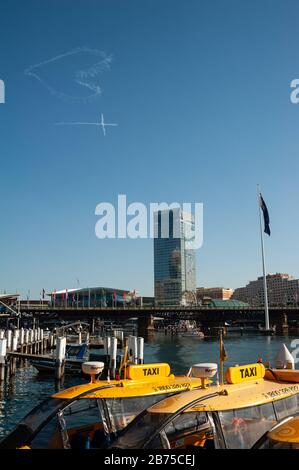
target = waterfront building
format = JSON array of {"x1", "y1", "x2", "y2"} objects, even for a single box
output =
[
  {"x1": 49, "y1": 287, "x2": 146, "y2": 308},
  {"x1": 233, "y1": 273, "x2": 299, "y2": 307},
  {"x1": 203, "y1": 298, "x2": 249, "y2": 308},
  {"x1": 154, "y1": 208, "x2": 197, "y2": 306},
  {"x1": 196, "y1": 287, "x2": 233, "y2": 302}
]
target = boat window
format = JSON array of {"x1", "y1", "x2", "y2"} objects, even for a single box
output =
[
  {"x1": 63, "y1": 398, "x2": 99, "y2": 421},
  {"x1": 219, "y1": 403, "x2": 276, "y2": 449},
  {"x1": 161, "y1": 411, "x2": 211, "y2": 449},
  {"x1": 30, "y1": 399, "x2": 99, "y2": 449},
  {"x1": 47, "y1": 399, "x2": 103, "y2": 449},
  {"x1": 109, "y1": 411, "x2": 171, "y2": 449},
  {"x1": 274, "y1": 395, "x2": 298, "y2": 421},
  {"x1": 66, "y1": 345, "x2": 86, "y2": 358},
  {"x1": 103, "y1": 393, "x2": 177, "y2": 435},
  {"x1": 147, "y1": 434, "x2": 164, "y2": 449},
  {"x1": 30, "y1": 413, "x2": 61, "y2": 449}
]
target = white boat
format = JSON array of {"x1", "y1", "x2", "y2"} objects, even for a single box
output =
[
  {"x1": 180, "y1": 330, "x2": 204, "y2": 338},
  {"x1": 258, "y1": 324, "x2": 276, "y2": 336},
  {"x1": 178, "y1": 320, "x2": 204, "y2": 338}
]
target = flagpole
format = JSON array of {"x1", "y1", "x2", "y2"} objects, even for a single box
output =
[
  {"x1": 257, "y1": 185, "x2": 270, "y2": 332},
  {"x1": 219, "y1": 328, "x2": 224, "y2": 385}
]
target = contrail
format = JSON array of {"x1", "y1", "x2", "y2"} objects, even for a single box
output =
[
  {"x1": 55, "y1": 113, "x2": 118, "y2": 136},
  {"x1": 25, "y1": 47, "x2": 113, "y2": 103}
]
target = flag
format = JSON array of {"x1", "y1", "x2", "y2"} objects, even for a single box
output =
[
  {"x1": 220, "y1": 335, "x2": 228, "y2": 362},
  {"x1": 53, "y1": 289, "x2": 56, "y2": 301},
  {"x1": 130, "y1": 289, "x2": 136, "y2": 299},
  {"x1": 42, "y1": 288, "x2": 45, "y2": 299},
  {"x1": 65, "y1": 289, "x2": 68, "y2": 300},
  {"x1": 113, "y1": 291, "x2": 116, "y2": 300},
  {"x1": 72, "y1": 292, "x2": 75, "y2": 302},
  {"x1": 123, "y1": 292, "x2": 127, "y2": 301},
  {"x1": 259, "y1": 194, "x2": 271, "y2": 236}
]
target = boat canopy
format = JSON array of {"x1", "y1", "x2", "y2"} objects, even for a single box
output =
[
  {"x1": 147, "y1": 363, "x2": 299, "y2": 414},
  {"x1": 53, "y1": 363, "x2": 202, "y2": 400}
]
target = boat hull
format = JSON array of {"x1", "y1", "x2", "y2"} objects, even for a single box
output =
[{"x1": 265, "y1": 368, "x2": 299, "y2": 383}]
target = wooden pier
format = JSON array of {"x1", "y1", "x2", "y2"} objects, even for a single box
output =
[{"x1": 0, "y1": 327, "x2": 57, "y2": 382}]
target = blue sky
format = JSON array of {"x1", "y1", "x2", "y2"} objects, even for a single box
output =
[{"x1": 1, "y1": 0, "x2": 299, "y2": 298}]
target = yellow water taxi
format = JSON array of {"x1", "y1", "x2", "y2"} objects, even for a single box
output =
[
  {"x1": 109, "y1": 360, "x2": 299, "y2": 449},
  {"x1": 252, "y1": 414, "x2": 299, "y2": 449},
  {"x1": 0, "y1": 360, "x2": 203, "y2": 449}
]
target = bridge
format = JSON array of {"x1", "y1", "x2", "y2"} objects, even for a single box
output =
[{"x1": 14, "y1": 304, "x2": 299, "y2": 336}]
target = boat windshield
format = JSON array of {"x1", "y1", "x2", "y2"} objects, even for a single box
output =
[
  {"x1": 99, "y1": 394, "x2": 173, "y2": 436},
  {"x1": 219, "y1": 394, "x2": 299, "y2": 449},
  {"x1": 110, "y1": 409, "x2": 211, "y2": 449},
  {"x1": 219, "y1": 402, "x2": 278, "y2": 449},
  {"x1": 0, "y1": 397, "x2": 67, "y2": 449},
  {"x1": 9, "y1": 392, "x2": 179, "y2": 449},
  {"x1": 109, "y1": 410, "x2": 172, "y2": 449}
]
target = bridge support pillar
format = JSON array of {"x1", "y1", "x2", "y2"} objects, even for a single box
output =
[
  {"x1": 201, "y1": 322, "x2": 223, "y2": 337},
  {"x1": 137, "y1": 315, "x2": 155, "y2": 338},
  {"x1": 276, "y1": 313, "x2": 289, "y2": 334},
  {"x1": 89, "y1": 318, "x2": 95, "y2": 334}
]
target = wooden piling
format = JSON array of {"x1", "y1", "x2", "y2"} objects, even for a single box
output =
[
  {"x1": 55, "y1": 337, "x2": 66, "y2": 381},
  {"x1": 24, "y1": 329, "x2": 29, "y2": 354},
  {"x1": 137, "y1": 337, "x2": 144, "y2": 364},
  {"x1": 110, "y1": 337, "x2": 117, "y2": 379},
  {"x1": 6, "y1": 330, "x2": 12, "y2": 352},
  {"x1": 0, "y1": 338, "x2": 7, "y2": 382},
  {"x1": 40, "y1": 329, "x2": 44, "y2": 353},
  {"x1": 20, "y1": 328, "x2": 24, "y2": 353}
]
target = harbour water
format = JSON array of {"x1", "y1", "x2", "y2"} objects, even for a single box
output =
[{"x1": 0, "y1": 332, "x2": 297, "y2": 439}]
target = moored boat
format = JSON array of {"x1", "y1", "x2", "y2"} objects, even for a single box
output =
[
  {"x1": 0, "y1": 359, "x2": 204, "y2": 449},
  {"x1": 177, "y1": 320, "x2": 204, "y2": 338},
  {"x1": 258, "y1": 324, "x2": 276, "y2": 336},
  {"x1": 30, "y1": 343, "x2": 89, "y2": 375},
  {"x1": 252, "y1": 414, "x2": 299, "y2": 449},
  {"x1": 180, "y1": 330, "x2": 204, "y2": 338},
  {"x1": 109, "y1": 350, "x2": 299, "y2": 449}
]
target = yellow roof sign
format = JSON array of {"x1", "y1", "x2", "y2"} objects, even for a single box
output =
[
  {"x1": 226, "y1": 363, "x2": 265, "y2": 384},
  {"x1": 126, "y1": 363, "x2": 171, "y2": 381}
]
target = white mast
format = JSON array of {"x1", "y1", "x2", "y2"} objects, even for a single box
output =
[{"x1": 257, "y1": 185, "x2": 270, "y2": 331}]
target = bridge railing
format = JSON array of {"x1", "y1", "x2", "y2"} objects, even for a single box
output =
[{"x1": 18, "y1": 304, "x2": 299, "y2": 312}]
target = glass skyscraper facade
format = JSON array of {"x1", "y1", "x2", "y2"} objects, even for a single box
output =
[{"x1": 154, "y1": 208, "x2": 197, "y2": 306}]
